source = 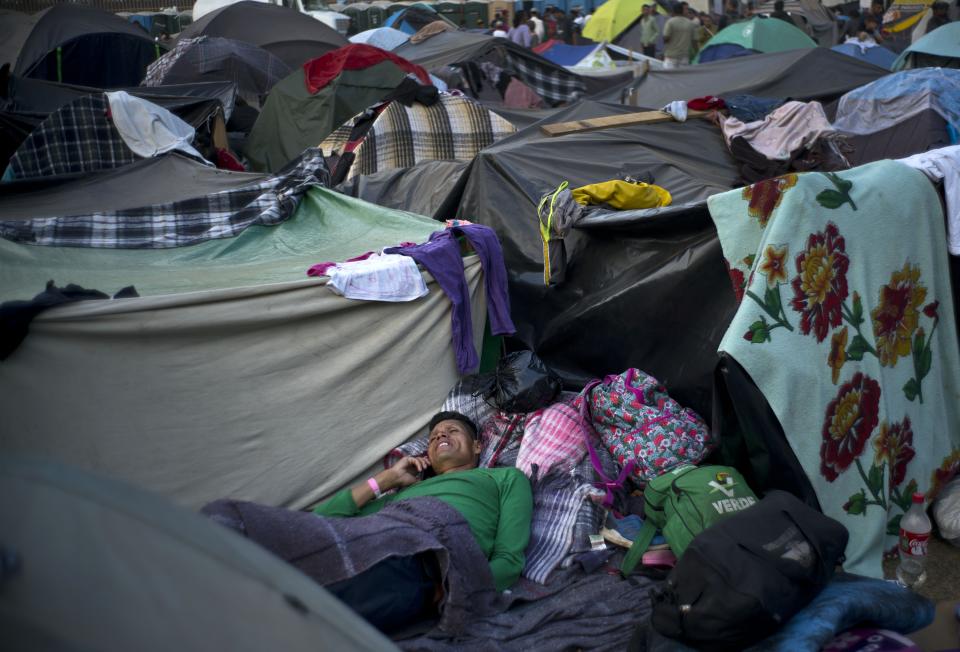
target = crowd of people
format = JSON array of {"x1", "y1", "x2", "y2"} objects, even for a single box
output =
[
  {"x1": 483, "y1": 0, "x2": 955, "y2": 68},
  {"x1": 488, "y1": 6, "x2": 598, "y2": 48}
]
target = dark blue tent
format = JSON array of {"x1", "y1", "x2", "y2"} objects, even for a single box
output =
[{"x1": 697, "y1": 43, "x2": 758, "y2": 63}]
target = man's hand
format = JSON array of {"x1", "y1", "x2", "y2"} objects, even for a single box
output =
[
  {"x1": 349, "y1": 455, "x2": 431, "y2": 509},
  {"x1": 384, "y1": 456, "x2": 431, "y2": 490}
]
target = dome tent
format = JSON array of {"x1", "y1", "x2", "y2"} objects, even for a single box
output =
[
  {"x1": 1, "y1": 5, "x2": 163, "y2": 88},
  {"x1": 176, "y1": 1, "x2": 348, "y2": 69},
  {"x1": 0, "y1": 456, "x2": 396, "y2": 652},
  {"x1": 245, "y1": 43, "x2": 432, "y2": 172},
  {"x1": 893, "y1": 21, "x2": 960, "y2": 70},
  {"x1": 695, "y1": 16, "x2": 816, "y2": 63}
]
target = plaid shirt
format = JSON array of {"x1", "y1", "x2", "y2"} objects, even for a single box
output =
[
  {"x1": 0, "y1": 148, "x2": 330, "y2": 248},
  {"x1": 504, "y1": 49, "x2": 586, "y2": 105},
  {"x1": 7, "y1": 94, "x2": 137, "y2": 182}
]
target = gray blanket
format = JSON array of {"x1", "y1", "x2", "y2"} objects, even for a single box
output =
[
  {"x1": 202, "y1": 496, "x2": 499, "y2": 634},
  {"x1": 400, "y1": 556, "x2": 657, "y2": 651}
]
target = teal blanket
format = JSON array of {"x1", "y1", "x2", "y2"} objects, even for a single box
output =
[{"x1": 707, "y1": 160, "x2": 960, "y2": 577}]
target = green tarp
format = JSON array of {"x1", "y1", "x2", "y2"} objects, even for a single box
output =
[{"x1": 0, "y1": 186, "x2": 440, "y2": 301}]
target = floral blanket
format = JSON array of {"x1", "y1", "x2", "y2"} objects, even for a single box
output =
[{"x1": 707, "y1": 159, "x2": 960, "y2": 577}]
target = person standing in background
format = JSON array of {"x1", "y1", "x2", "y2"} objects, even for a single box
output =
[
  {"x1": 639, "y1": 4, "x2": 660, "y2": 57},
  {"x1": 529, "y1": 8, "x2": 546, "y2": 42},
  {"x1": 663, "y1": 2, "x2": 696, "y2": 67},
  {"x1": 507, "y1": 11, "x2": 533, "y2": 47}
]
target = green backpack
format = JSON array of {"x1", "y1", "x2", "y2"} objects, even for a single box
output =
[{"x1": 621, "y1": 464, "x2": 758, "y2": 575}]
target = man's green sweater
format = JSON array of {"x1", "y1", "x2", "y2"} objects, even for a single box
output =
[{"x1": 314, "y1": 467, "x2": 532, "y2": 591}]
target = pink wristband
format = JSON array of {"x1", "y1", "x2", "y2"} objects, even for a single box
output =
[{"x1": 367, "y1": 477, "x2": 382, "y2": 499}]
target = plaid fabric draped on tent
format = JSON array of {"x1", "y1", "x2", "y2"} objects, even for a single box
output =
[
  {"x1": 321, "y1": 94, "x2": 516, "y2": 183},
  {"x1": 503, "y1": 50, "x2": 587, "y2": 105},
  {"x1": 0, "y1": 149, "x2": 330, "y2": 248},
  {"x1": 5, "y1": 94, "x2": 138, "y2": 182}
]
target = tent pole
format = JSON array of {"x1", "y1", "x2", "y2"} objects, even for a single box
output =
[{"x1": 56, "y1": 46, "x2": 62, "y2": 83}]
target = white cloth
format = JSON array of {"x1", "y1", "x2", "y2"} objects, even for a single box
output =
[
  {"x1": 663, "y1": 56, "x2": 689, "y2": 69},
  {"x1": 327, "y1": 254, "x2": 429, "y2": 302},
  {"x1": 105, "y1": 91, "x2": 207, "y2": 162},
  {"x1": 897, "y1": 145, "x2": 960, "y2": 255},
  {"x1": 661, "y1": 100, "x2": 688, "y2": 122},
  {"x1": 721, "y1": 100, "x2": 835, "y2": 160}
]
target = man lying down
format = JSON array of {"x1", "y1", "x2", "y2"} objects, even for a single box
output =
[{"x1": 203, "y1": 411, "x2": 533, "y2": 635}]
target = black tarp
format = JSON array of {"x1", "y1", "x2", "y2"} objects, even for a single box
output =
[
  {"x1": 6, "y1": 5, "x2": 163, "y2": 88},
  {"x1": 177, "y1": 1, "x2": 348, "y2": 69},
  {"x1": 448, "y1": 100, "x2": 741, "y2": 417},
  {"x1": 0, "y1": 153, "x2": 267, "y2": 220},
  {"x1": 591, "y1": 48, "x2": 890, "y2": 107},
  {"x1": 334, "y1": 159, "x2": 468, "y2": 218}
]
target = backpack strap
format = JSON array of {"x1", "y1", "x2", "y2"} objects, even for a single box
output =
[
  {"x1": 620, "y1": 518, "x2": 657, "y2": 576},
  {"x1": 578, "y1": 379, "x2": 635, "y2": 509}
]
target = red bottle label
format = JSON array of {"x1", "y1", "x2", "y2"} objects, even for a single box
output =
[{"x1": 899, "y1": 529, "x2": 930, "y2": 557}]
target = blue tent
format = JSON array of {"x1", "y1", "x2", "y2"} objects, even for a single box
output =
[
  {"x1": 539, "y1": 43, "x2": 598, "y2": 66},
  {"x1": 832, "y1": 42, "x2": 897, "y2": 70},
  {"x1": 698, "y1": 43, "x2": 757, "y2": 63}
]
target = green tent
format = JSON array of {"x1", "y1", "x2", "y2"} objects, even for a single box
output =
[
  {"x1": 893, "y1": 22, "x2": 960, "y2": 70},
  {"x1": 0, "y1": 456, "x2": 397, "y2": 651},
  {"x1": 245, "y1": 50, "x2": 412, "y2": 173},
  {"x1": 694, "y1": 16, "x2": 816, "y2": 63}
]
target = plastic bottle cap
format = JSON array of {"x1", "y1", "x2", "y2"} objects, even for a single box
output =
[{"x1": 912, "y1": 492, "x2": 925, "y2": 503}]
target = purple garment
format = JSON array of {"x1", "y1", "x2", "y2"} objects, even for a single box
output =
[
  {"x1": 508, "y1": 24, "x2": 532, "y2": 48},
  {"x1": 386, "y1": 224, "x2": 515, "y2": 373}
]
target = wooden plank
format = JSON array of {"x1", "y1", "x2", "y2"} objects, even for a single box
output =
[{"x1": 540, "y1": 109, "x2": 710, "y2": 137}]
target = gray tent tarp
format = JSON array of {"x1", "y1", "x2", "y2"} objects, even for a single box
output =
[
  {"x1": 0, "y1": 456, "x2": 397, "y2": 652},
  {"x1": 592, "y1": 48, "x2": 889, "y2": 107},
  {"x1": 0, "y1": 262, "x2": 486, "y2": 509}
]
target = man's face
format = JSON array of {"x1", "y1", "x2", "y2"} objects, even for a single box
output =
[
  {"x1": 872, "y1": 2, "x2": 883, "y2": 14},
  {"x1": 427, "y1": 419, "x2": 480, "y2": 473}
]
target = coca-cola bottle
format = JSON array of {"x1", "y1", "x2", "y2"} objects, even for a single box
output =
[{"x1": 896, "y1": 492, "x2": 931, "y2": 589}]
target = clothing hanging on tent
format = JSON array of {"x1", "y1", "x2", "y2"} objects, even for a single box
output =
[
  {"x1": 386, "y1": 224, "x2": 514, "y2": 373},
  {"x1": 326, "y1": 253, "x2": 428, "y2": 302},
  {"x1": 897, "y1": 145, "x2": 960, "y2": 255}
]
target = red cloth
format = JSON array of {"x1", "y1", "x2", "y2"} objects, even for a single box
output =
[
  {"x1": 303, "y1": 43, "x2": 431, "y2": 94},
  {"x1": 532, "y1": 38, "x2": 560, "y2": 54},
  {"x1": 686, "y1": 95, "x2": 726, "y2": 111},
  {"x1": 215, "y1": 148, "x2": 245, "y2": 171}
]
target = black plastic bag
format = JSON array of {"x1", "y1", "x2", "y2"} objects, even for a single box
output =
[{"x1": 488, "y1": 351, "x2": 562, "y2": 414}]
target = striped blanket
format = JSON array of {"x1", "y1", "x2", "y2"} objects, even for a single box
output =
[
  {"x1": 0, "y1": 148, "x2": 329, "y2": 248},
  {"x1": 5, "y1": 94, "x2": 137, "y2": 182},
  {"x1": 320, "y1": 94, "x2": 515, "y2": 183}
]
